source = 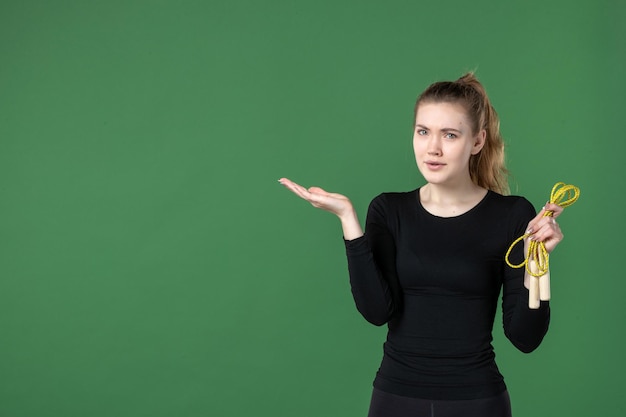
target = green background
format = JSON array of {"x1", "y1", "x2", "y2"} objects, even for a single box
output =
[{"x1": 1, "y1": 1, "x2": 624, "y2": 416}]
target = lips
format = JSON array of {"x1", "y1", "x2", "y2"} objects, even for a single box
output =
[{"x1": 425, "y1": 161, "x2": 446, "y2": 170}]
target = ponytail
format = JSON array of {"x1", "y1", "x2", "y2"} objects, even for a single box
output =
[{"x1": 415, "y1": 73, "x2": 509, "y2": 195}]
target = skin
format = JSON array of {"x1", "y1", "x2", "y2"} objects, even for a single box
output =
[
  {"x1": 279, "y1": 101, "x2": 564, "y2": 288},
  {"x1": 413, "y1": 101, "x2": 487, "y2": 217}
]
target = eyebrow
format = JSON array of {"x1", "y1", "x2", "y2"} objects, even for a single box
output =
[{"x1": 415, "y1": 124, "x2": 463, "y2": 134}]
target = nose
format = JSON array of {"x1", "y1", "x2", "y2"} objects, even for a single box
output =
[{"x1": 427, "y1": 136, "x2": 442, "y2": 156}]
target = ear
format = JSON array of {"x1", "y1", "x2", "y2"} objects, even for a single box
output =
[{"x1": 471, "y1": 129, "x2": 486, "y2": 155}]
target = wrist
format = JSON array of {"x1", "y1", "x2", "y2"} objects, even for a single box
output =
[
  {"x1": 338, "y1": 205, "x2": 357, "y2": 222},
  {"x1": 338, "y1": 207, "x2": 363, "y2": 240}
]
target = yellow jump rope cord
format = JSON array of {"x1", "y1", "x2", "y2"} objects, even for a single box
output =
[{"x1": 505, "y1": 182, "x2": 580, "y2": 277}]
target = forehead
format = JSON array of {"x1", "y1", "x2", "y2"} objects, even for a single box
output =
[{"x1": 415, "y1": 101, "x2": 471, "y2": 129}]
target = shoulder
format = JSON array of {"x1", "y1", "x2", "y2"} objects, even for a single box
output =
[
  {"x1": 486, "y1": 192, "x2": 536, "y2": 223},
  {"x1": 369, "y1": 189, "x2": 419, "y2": 210},
  {"x1": 365, "y1": 189, "x2": 419, "y2": 223}
]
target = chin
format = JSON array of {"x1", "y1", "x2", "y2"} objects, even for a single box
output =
[{"x1": 419, "y1": 171, "x2": 447, "y2": 185}]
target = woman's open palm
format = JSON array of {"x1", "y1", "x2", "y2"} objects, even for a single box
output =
[{"x1": 278, "y1": 178, "x2": 353, "y2": 219}]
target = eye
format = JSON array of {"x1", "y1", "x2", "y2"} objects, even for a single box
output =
[
  {"x1": 416, "y1": 129, "x2": 428, "y2": 136},
  {"x1": 444, "y1": 132, "x2": 458, "y2": 139}
]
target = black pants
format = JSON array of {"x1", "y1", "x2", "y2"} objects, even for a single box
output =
[{"x1": 367, "y1": 388, "x2": 512, "y2": 417}]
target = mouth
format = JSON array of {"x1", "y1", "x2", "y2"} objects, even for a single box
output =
[{"x1": 425, "y1": 161, "x2": 446, "y2": 167}]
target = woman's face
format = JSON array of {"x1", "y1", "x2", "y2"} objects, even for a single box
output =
[{"x1": 413, "y1": 101, "x2": 485, "y2": 187}]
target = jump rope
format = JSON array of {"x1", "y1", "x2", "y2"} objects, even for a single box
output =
[{"x1": 504, "y1": 182, "x2": 580, "y2": 309}]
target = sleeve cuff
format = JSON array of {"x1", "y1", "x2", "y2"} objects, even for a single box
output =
[{"x1": 343, "y1": 234, "x2": 369, "y2": 255}]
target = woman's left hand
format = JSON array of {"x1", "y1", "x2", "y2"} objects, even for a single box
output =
[{"x1": 525, "y1": 203, "x2": 564, "y2": 253}]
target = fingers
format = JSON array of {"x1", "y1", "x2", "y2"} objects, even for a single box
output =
[
  {"x1": 309, "y1": 186, "x2": 348, "y2": 201},
  {"x1": 278, "y1": 178, "x2": 317, "y2": 203},
  {"x1": 533, "y1": 202, "x2": 563, "y2": 220},
  {"x1": 544, "y1": 202, "x2": 564, "y2": 218},
  {"x1": 308, "y1": 186, "x2": 329, "y2": 196},
  {"x1": 528, "y1": 217, "x2": 561, "y2": 242},
  {"x1": 278, "y1": 178, "x2": 335, "y2": 207},
  {"x1": 279, "y1": 178, "x2": 353, "y2": 217},
  {"x1": 527, "y1": 202, "x2": 564, "y2": 231},
  {"x1": 526, "y1": 211, "x2": 564, "y2": 253}
]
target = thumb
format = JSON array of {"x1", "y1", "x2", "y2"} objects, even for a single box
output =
[{"x1": 308, "y1": 186, "x2": 328, "y2": 195}]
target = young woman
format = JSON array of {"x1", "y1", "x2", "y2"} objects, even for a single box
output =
[{"x1": 279, "y1": 73, "x2": 563, "y2": 417}]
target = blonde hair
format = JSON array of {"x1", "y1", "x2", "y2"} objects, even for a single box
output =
[{"x1": 414, "y1": 73, "x2": 510, "y2": 195}]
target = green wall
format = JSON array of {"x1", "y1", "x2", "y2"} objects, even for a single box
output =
[{"x1": 1, "y1": 1, "x2": 624, "y2": 416}]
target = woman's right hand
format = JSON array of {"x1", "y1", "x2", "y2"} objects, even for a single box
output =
[
  {"x1": 278, "y1": 177, "x2": 364, "y2": 240},
  {"x1": 278, "y1": 178, "x2": 354, "y2": 219}
]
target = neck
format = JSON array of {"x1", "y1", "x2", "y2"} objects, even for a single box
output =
[
  {"x1": 419, "y1": 180, "x2": 488, "y2": 218},
  {"x1": 422, "y1": 179, "x2": 484, "y2": 205}
]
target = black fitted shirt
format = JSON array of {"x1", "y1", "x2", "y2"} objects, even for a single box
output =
[{"x1": 344, "y1": 189, "x2": 550, "y2": 400}]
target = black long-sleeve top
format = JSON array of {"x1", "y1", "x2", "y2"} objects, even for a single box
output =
[{"x1": 344, "y1": 189, "x2": 550, "y2": 400}]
